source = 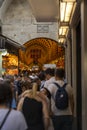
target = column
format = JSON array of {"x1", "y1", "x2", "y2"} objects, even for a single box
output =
[
  {"x1": 81, "y1": 0, "x2": 87, "y2": 130},
  {"x1": 71, "y1": 28, "x2": 77, "y2": 130},
  {"x1": 66, "y1": 39, "x2": 72, "y2": 84},
  {"x1": 0, "y1": 52, "x2": 2, "y2": 76}
]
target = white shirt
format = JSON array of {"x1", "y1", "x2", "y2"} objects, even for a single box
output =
[
  {"x1": 46, "y1": 80, "x2": 73, "y2": 116},
  {"x1": 44, "y1": 77, "x2": 56, "y2": 89}
]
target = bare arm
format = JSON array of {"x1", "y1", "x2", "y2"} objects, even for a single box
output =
[
  {"x1": 17, "y1": 97, "x2": 24, "y2": 111},
  {"x1": 36, "y1": 92, "x2": 50, "y2": 130},
  {"x1": 41, "y1": 97, "x2": 50, "y2": 130}
]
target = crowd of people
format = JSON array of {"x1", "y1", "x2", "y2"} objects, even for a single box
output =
[{"x1": 0, "y1": 67, "x2": 74, "y2": 130}]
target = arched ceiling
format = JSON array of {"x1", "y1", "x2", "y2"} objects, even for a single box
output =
[
  {"x1": 0, "y1": 0, "x2": 58, "y2": 22},
  {"x1": 28, "y1": 0, "x2": 58, "y2": 22},
  {"x1": 19, "y1": 37, "x2": 65, "y2": 68}
]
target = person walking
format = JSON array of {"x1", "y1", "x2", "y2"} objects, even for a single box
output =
[
  {"x1": 44, "y1": 68, "x2": 74, "y2": 130},
  {"x1": 17, "y1": 83, "x2": 50, "y2": 130},
  {"x1": 0, "y1": 81, "x2": 27, "y2": 130}
]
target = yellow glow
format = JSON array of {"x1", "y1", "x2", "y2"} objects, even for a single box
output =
[
  {"x1": 65, "y1": 2, "x2": 73, "y2": 22},
  {"x1": 58, "y1": 38, "x2": 65, "y2": 43},
  {"x1": 60, "y1": 2, "x2": 74, "y2": 22},
  {"x1": 60, "y1": 2, "x2": 66, "y2": 22},
  {"x1": 59, "y1": 26, "x2": 68, "y2": 36},
  {"x1": 61, "y1": 0, "x2": 76, "y2": 2}
]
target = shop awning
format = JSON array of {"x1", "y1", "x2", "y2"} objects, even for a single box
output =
[{"x1": 0, "y1": 34, "x2": 26, "y2": 55}]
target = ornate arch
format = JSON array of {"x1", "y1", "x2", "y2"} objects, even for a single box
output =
[{"x1": 19, "y1": 37, "x2": 65, "y2": 69}]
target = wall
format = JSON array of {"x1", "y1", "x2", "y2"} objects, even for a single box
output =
[
  {"x1": 1, "y1": 0, "x2": 58, "y2": 44},
  {"x1": 0, "y1": 52, "x2": 2, "y2": 76},
  {"x1": 81, "y1": 0, "x2": 87, "y2": 130},
  {"x1": 0, "y1": 0, "x2": 13, "y2": 20}
]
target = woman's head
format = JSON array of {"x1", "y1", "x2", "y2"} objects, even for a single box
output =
[
  {"x1": 21, "y1": 81, "x2": 32, "y2": 92},
  {"x1": 0, "y1": 81, "x2": 12, "y2": 106},
  {"x1": 21, "y1": 83, "x2": 38, "y2": 99}
]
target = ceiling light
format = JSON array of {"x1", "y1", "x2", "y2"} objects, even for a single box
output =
[
  {"x1": 61, "y1": 0, "x2": 76, "y2": 2},
  {"x1": 58, "y1": 38, "x2": 65, "y2": 43},
  {"x1": 60, "y1": 2, "x2": 74, "y2": 22},
  {"x1": 1, "y1": 49, "x2": 7, "y2": 56},
  {"x1": 59, "y1": 26, "x2": 69, "y2": 36}
]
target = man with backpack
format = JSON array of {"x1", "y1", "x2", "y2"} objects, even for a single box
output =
[{"x1": 44, "y1": 68, "x2": 74, "y2": 130}]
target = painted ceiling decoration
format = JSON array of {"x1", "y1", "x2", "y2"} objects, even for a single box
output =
[{"x1": 19, "y1": 37, "x2": 65, "y2": 69}]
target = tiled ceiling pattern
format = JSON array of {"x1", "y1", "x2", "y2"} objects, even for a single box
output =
[{"x1": 19, "y1": 38, "x2": 64, "y2": 67}]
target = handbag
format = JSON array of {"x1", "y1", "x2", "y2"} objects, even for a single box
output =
[{"x1": 0, "y1": 109, "x2": 11, "y2": 130}]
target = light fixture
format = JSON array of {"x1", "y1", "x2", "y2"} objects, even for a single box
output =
[
  {"x1": 58, "y1": 25, "x2": 69, "y2": 44},
  {"x1": 58, "y1": 0, "x2": 76, "y2": 44},
  {"x1": 1, "y1": 49, "x2": 7, "y2": 56},
  {"x1": 58, "y1": 38, "x2": 66, "y2": 43},
  {"x1": 61, "y1": 0, "x2": 76, "y2": 2},
  {"x1": 59, "y1": 26, "x2": 69, "y2": 36},
  {"x1": 60, "y1": 2, "x2": 74, "y2": 22}
]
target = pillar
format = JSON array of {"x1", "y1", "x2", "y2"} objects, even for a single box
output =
[
  {"x1": 0, "y1": 52, "x2": 2, "y2": 76},
  {"x1": 81, "y1": 0, "x2": 87, "y2": 130}
]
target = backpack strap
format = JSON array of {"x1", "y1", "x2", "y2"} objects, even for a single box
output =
[
  {"x1": 62, "y1": 83, "x2": 67, "y2": 88},
  {"x1": 53, "y1": 82, "x2": 67, "y2": 88},
  {"x1": 53, "y1": 82, "x2": 61, "y2": 88},
  {"x1": 0, "y1": 109, "x2": 11, "y2": 129},
  {"x1": 44, "y1": 87, "x2": 51, "y2": 99}
]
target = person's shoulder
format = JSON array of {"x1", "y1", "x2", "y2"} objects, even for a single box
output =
[
  {"x1": 11, "y1": 109, "x2": 23, "y2": 117},
  {"x1": 50, "y1": 77, "x2": 55, "y2": 81},
  {"x1": 11, "y1": 110, "x2": 27, "y2": 123},
  {"x1": 66, "y1": 83, "x2": 72, "y2": 89},
  {"x1": 44, "y1": 80, "x2": 50, "y2": 88},
  {"x1": 44, "y1": 79, "x2": 49, "y2": 84}
]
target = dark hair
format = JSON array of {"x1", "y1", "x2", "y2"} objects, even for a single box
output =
[
  {"x1": 21, "y1": 81, "x2": 32, "y2": 90},
  {"x1": 55, "y1": 68, "x2": 65, "y2": 79},
  {"x1": 4, "y1": 75, "x2": 14, "y2": 82},
  {"x1": 38, "y1": 71, "x2": 46, "y2": 81},
  {"x1": 45, "y1": 68, "x2": 54, "y2": 76},
  {"x1": 3, "y1": 79, "x2": 11, "y2": 84},
  {"x1": 51, "y1": 68, "x2": 55, "y2": 76},
  {"x1": 0, "y1": 81, "x2": 12, "y2": 106},
  {"x1": 14, "y1": 74, "x2": 18, "y2": 78}
]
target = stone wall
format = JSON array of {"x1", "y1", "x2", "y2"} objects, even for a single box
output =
[
  {"x1": 0, "y1": 0, "x2": 13, "y2": 20},
  {"x1": 1, "y1": 0, "x2": 58, "y2": 44}
]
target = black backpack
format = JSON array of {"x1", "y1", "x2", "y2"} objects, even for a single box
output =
[{"x1": 53, "y1": 82, "x2": 68, "y2": 110}]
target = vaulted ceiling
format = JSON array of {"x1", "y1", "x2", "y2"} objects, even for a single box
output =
[
  {"x1": 1, "y1": 0, "x2": 64, "y2": 69},
  {"x1": 19, "y1": 38, "x2": 65, "y2": 68},
  {"x1": 28, "y1": 0, "x2": 58, "y2": 22},
  {"x1": 0, "y1": 0, "x2": 59, "y2": 22},
  {"x1": 18, "y1": 0, "x2": 61, "y2": 68}
]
